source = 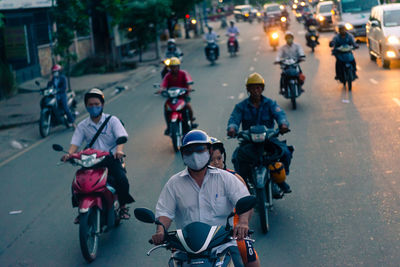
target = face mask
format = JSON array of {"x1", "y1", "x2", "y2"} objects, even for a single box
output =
[
  {"x1": 183, "y1": 151, "x2": 210, "y2": 171},
  {"x1": 53, "y1": 71, "x2": 59, "y2": 77},
  {"x1": 86, "y1": 106, "x2": 103, "y2": 118}
]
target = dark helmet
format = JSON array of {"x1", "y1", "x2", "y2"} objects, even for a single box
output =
[
  {"x1": 181, "y1": 130, "x2": 211, "y2": 150},
  {"x1": 84, "y1": 88, "x2": 105, "y2": 105}
]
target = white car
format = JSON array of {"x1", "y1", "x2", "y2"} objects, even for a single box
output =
[
  {"x1": 315, "y1": 1, "x2": 334, "y2": 31},
  {"x1": 366, "y1": 4, "x2": 400, "y2": 68}
]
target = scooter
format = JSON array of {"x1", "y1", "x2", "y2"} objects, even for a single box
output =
[
  {"x1": 268, "y1": 30, "x2": 280, "y2": 51},
  {"x1": 280, "y1": 16, "x2": 289, "y2": 31},
  {"x1": 233, "y1": 127, "x2": 289, "y2": 234},
  {"x1": 205, "y1": 40, "x2": 218, "y2": 65},
  {"x1": 227, "y1": 33, "x2": 238, "y2": 57},
  {"x1": 333, "y1": 45, "x2": 357, "y2": 91},
  {"x1": 52, "y1": 137, "x2": 128, "y2": 262},
  {"x1": 275, "y1": 57, "x2": 305, "y2": 110},
  {"x1": 134, "y1": 195, "x2": 256, "y2": 267},
  {"x1": 305, "y1": 25, "x2": 319, "y2": 52},
  {"x1": 35, "y1": 81, "x2": 76, "y2": 138}
]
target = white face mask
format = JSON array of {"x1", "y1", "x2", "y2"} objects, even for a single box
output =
[
  {"x1": 183, "y1": 151, "x2": 210, "y2": 171},
  {"x1": 53, "y1": 71, "x2": 59, "y2": 77}
]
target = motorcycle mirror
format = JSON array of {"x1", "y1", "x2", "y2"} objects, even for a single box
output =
[
  {"x1": 52, "y1": 144, "x2": 64, "y2": 152},
  {"x1": 116, "y1": 136, "x2": 128, "y2": 145},
  {"x1": 235, "y1": 195, "x2": 256, "y2": 215},
  {"x1": 134, "y1": 208, "x2": 156, "y2": 224}
]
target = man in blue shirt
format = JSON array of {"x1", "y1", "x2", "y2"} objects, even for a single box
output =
[{"x1": 227, "y1": 73, "x2": 293, "y2": 196}]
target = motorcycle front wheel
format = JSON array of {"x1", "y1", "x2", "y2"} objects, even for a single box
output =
[
  {"x1": 79, "y1": 208, "x2": 99, "y2": 262},
  {"x1": 39, "y1": 109, "x2": 51, "y2": 137},
  {"x1": 170, "y1": 121, "x2": 180, "y2": 152},
  {"x1": 289, "y1": 83, "x2": 297, "y2": 110},
  {"x1": 256, "y1": 188, "x2": 269, "y2": 234}
]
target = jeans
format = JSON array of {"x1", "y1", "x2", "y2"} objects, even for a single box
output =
[
  {"x1": 335, "y1": 59, "x2": 357, "y2": 79},
  {"x1": 56, "y1": 93, "x2": 74, "y2": 123}
]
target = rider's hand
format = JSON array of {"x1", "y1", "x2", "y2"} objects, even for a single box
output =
[
  {"x1": 61, "y1": 154, "x2": 70, "y2": 162},
  {"x1": 279, "y1": 124, "x2": 290, "y2": 134},
  {"x1": 152, "y1": 230, "x2": 165, "y2": 245},
  {"x1": 233, "y1": 221, "x2": 249, "y2": 240},
  {"x1": 114, "y1": 151, "x2": 125, "y2": 160},
  {"x1": 227, "y1": 127, "x2": 237, "y2": 138}
]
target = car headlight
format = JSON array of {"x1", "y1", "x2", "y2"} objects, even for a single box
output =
[
  {"x1": 387, "y1": 36, "x2": 400, "y2": 45},
  {"x1": 345, "y1": 23, "x2": 353, "y2": 30},
  {"x1": 257, "y1": 12, "x2": 261, "y2": 17},
  {"x1": 318, "y1": 15, "x2": 325, "y2": 22}
]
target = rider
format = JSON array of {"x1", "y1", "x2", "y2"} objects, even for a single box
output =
[
  {"x1": 159, "y1": 57, "x2": 197, "y2": 135},
  {"x1": 152, "y1": 130, "x2": 253, "y2": 267},
  {"x1": 48, "y1": 64, "x2": 75, "y2": 127},
  {"x1": 62, "y1": 88, "x2": 134, "y2": 221},
  {"x1": 276, "y1": 32, "x2": 306, "y2": 94},
  {"x1": 227, "y1": 73, "x2": 293, "y2": 197},
  {"x1": 329, "y1": 23, "x2": 359, "y2": 80},
  {"x1": 227, "y1": 20, "x2": 240, "y2": 52},
  {"x1": 210, "y1": 137, "x2": 260, "y2": 267},
  {"x1": 165, "y1": 38, "x2": 183, "y2": 59},
  {"x1": 204, "y1": 26, "x2": 219, "y2": 59}
]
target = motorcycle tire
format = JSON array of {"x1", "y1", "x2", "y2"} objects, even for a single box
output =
[
  {"x1": 39, "y1": 110, "x2": 51, "y2": 138},
  {"x1": 289, "y1": 83, "x2": 297, "y2": 110},
  {"x1": 256, "y1": 188, "x2": 269, "y2": 234},
  {"x1": 170, "y1": 121, "x2": 180, "y2": 153},
  {"x1": 311, "y1": 46, "x2": 315, "y2": 53},
  {"x1": 79, "y1": 208, "x2": 99, "y2": 263},
  {"x1": 347, "y1": 70, "x2": 352, "y2": 91}
]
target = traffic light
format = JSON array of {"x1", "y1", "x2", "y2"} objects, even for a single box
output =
[{"x1": 185, "y1": 14, "x2": 190, "y2": 19}]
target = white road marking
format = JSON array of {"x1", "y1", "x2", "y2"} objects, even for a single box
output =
[
  {"x1": 393, "y1": 98, "x2": 400, "y2": 106},
  {"x1": 334, "y1": 182, "x2": 346, "y2": 186},
  {"x1": 249, "y1": 66, "x2": 255, "y2": 71},
  {"x1": 342, "y1": 99, "x2": 350, "y2": 103},
  {"x1": 253, "y1": 57, "x2": 258, "y2": 62},
  {"x1": 228, "y1": 96, "x2": 235, "y2": 99},
  {"x1": 222, "y1": 83, "x2": 228, "y2": 87},
  {"x1": 9, "y1": 210, "x2": 23, "y2": 215},
  {"x1": 369, "y1": 78, "x2": 378, "y2": 84},
  {"x1": 252, "y1": 36, "x2": 260, "y2": 41},
  {"x1": 238, "y1": 93, "x2": 246, "y2": 100}
]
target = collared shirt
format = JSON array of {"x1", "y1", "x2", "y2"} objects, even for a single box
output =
[
  {"x1": 161, "y1": 69, "x2": 193, "y2": 89},
  {"x1": 71, "y1": 113, "x2": 128, "y2": 153},
  {"x1": 204, "y1": 32, "x2": 218, "y2": 42},
  {"x1": 227, "y1": 95, "x2": 289, "y2": 132},
  {"x1": 227, "y1": 26, "x2": 239, "y2": 35},
  {"x1": 155, "y1": 167, "x2": 249, "y2": 229},
  {"x1": 276, "y1": 42, "x2": 305, "y2": 62}
]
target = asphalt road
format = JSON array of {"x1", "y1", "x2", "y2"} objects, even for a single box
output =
[{"x1": 0, "y1": 18, "x2": 399, "y2": 267}]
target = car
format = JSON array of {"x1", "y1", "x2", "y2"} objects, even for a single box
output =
[
  {"x1": 264, "y1": 3, "x2": 282, "y2": 22},
  {"x1": 366, "y1": 3, "x2": 400, "y2": 69},
  {"x1": 233, "y1": 5, "x2": 252, "y2": 22},
  {"x1": 315, "y1": 1, "x2": 334, "y2": 31}
]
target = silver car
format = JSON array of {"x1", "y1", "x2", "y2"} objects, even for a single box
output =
[{"x1": 366, "y1": 4, "x2": 400, "y2": 69}]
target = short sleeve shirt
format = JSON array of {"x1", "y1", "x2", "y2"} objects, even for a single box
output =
[
  {"x1": 155, "y1": 167, "x2": 250, "y2": 229},
  {"x1": 71, "y1": 113, "x2": 128, "y2": 153},
  {"x1": 161, "y1": 70, "x2": 192, "y2": 89}
]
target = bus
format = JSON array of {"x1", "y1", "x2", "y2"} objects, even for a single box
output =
[{"x1": 332, "y1": 0, "x2": 381, "y2": 38}]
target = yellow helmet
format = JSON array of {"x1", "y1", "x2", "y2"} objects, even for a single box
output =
[
  {"x1": 246, "y1": 72, "x2": 265, "y2": 86},
  {"x1": 169, "y1": 57, "x2": 181, "y2": 66},
  {"x1": 268, "y1": 162, "x2": 286, "y2": 184}
]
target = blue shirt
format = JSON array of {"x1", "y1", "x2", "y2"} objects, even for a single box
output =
[{"x1": 227, "y1": 96, "x2": 289, "y2": 131}]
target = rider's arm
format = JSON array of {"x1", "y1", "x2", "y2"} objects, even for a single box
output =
[
  {"x1": 227, "y1": 103, "x2": 243, "y2": 136},
  {"x1": 275, "y1": 46, "x2": 284, "y2": 62},
  {"x1": 270, "y1": 101, "x2": 290, "y2": 129}
]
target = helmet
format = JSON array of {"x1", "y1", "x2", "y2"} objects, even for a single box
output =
[
  {"x1": 181, "y1": 130, "x2": 211, "y2": 149},
  {"x1": 167, "y1": 38, "x2": 176, "y2": 45},
  {"x1": 210, "y1": 137, "x2": 226, "y2": 167},
  {"x1": 230, "y1": 20, "x2": 235, "y2": 24},
  {"x1": 246, "y1": 72, "x2": 265, "y2": 86},
  {"x1": 284, "y1": 31, "x2": 294, "y2": 39},
  {"x1": 52, "y1": 64, "x2": 62, "y2": 72},
  {"x1": 268, "y1": 162, "x2": 286, "y2": 184},
  {"x1": 337, "y1": 22, "x2": 347, "y2": 32},
  {"x1": 169, "y1": 57, "x2": 181, "y2": 66},
  {"x1": 84, "y1": 88, "x2": 105, "y2": 105}
]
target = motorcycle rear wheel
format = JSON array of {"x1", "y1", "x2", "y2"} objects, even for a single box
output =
[
  {"x1": 256, "y1": 188, "x2": 269, "y2": 234},
  {"x1": 79, "y1": 208, "x2": 99, "y2": 262},
  {"x1": 170, "y1": 121, "x2": 180, "y2": 152},
  {"x1": 39, "y1": 110, "x2": 51, "y2": 137}
]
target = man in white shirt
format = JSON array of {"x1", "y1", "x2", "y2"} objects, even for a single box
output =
[
  {"x1": 227, "y1": 21, "x2": 240, "y2": 52},
  {"x1": 152, "y1": 130, "x2": 252, "y2": 266},
  {"x1": 204, "y1": 26, "x2": 219, "y2": 59},
  {"x1": 62, "y1": 88, "x2": 134, "y2": 220}
]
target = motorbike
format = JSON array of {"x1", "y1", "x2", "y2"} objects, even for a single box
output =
[
  {"x1": 35, "y1": 81, "x2": 76, "y2": 138},
  {"x1": 158, "y1": 87, "x2": 195, "y2": 152},
  {"x1": 333, "y1": 45, "x2": 357, "y2": 91},
  {"x1": 205, "y1": 40, "x2": 218, "y2": 65},
  {"x1": 305, "y1": 25, "x2": 319, "y2": 52},
  {"x1": 280, "y1": 16, "x2": 289, "y2": 31},
  {"x1": 275, "y1": 58, "x2": 305, "y2": 110},
  {"x1": 134, "y1": 195, "x2": 257, "y2": 267},
  {"x1": 52, "y1": 136, "x2": 128, "y2": 262},
  {"x1": 233, "y1": 127, "x2": 288, "y2": 234},
  {"x1": 268, "y1": 30, "x2": 280, "y2": 51},
  {"x1": 227, "y1": 33, "x2": 238, "y2": 57}
]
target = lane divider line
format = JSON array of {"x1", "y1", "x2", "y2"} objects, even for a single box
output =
[
  {"x1": 369, "y1": 78, "x2": 378, "y2": 85},
  {"x1": 393, "y1": 98, "x2": 400, "y2": 107}
]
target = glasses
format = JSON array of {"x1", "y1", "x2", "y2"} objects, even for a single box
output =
[{"x1": 181, "y1": 144, "x2": 208, "y2": 155}]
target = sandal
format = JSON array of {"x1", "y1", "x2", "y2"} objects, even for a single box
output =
[{"x1": 119, "y1": 207, "x2": 131, "y2": 220}]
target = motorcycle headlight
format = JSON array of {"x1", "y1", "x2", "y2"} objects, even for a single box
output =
[
  {"x1": 77, "y1": 154, "x2": 106, "y2": 168},
  {"x1": 257, "y1": 12, "x2": 261, "y2": 17},
  {"x1": 293, "y1": 4, "x2": 298, "y2": 9},
  {"x1": 168, "y1": 89, "x2": 180, "y2": 98},
  {"x1": 272, "y1": 32, "x2": 279, "y2": 39},
  {"x1": 251, "y1": 132, "x2": 266, "y2": 143},
  {"x1": 345, "y1": 23, "x2": 353, "y2": 31},
  {"x1": 281, "y1": 16, "x2": 287, "y2": 22},
  {"x1": 164, "y1": 59, "x2": 171, "y2": 66},
  {"x1": 387, "y1": 36, "x2": 400, "y2": 45}
]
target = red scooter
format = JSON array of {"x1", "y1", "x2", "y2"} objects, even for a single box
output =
[
  {"x1": 227, "y1": 33, "x2": 238, "y2": 57},
  {"x1": 52, "y1": 137, "x2": 127, "y2": 262}
]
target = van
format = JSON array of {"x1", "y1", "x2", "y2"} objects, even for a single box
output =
[
  {"x1": 233, "y1": 5, "x2": 252, "y2": 22},
  {"x1": 315, "y1": 1, "x2": 334, "y2": 31}
]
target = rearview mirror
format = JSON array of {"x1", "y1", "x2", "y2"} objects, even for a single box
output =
[
  {"x1": 116, "y1": 136, "x2": 128, "y2": 145},
  {"x1": 52, "y1": 144, "x2": 64, "y2": 152},
  {"x1": 134, "y1": 208, "x2": 156, "y2": 224},
  {"x1": 235, "y1": 195, "x2": 256, "y2": 215}
]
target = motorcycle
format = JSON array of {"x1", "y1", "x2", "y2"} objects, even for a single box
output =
[
  {"x1": 158, "y1": 87, "x2": 195, "y2": 152},
  {"x1": 333, "y1": 45, "x2": 357, "y2": 91},
  {"x1": 268, "y1": 30, "x2": 280, "y2": 51},
  {"x1": 280, "y1": 16, "x2": 289, "y2": 31},
  {"x1": 52, "y1": 136, "x2": 128, "y2": 262},
  {"x1": 305, "y1": 25, "x2": 319, "y2": 52},
  {"x1": 233, "y1": 127, "x2": 288, "y2": 234},
  {"x1": 275, "y1": 58, "x2": 305, "y2": 110},
  {"x1": 227, "y1": 33, "x2": 238, "y2": 57},
  {"x1": 205, "y1": 40, "x2": 218, "y2": 65},
  {"x1": 35, "y1": 81, "x2": 76, "y2": 138},
  {"x1": 134, "y1": 195, "x2": 257, "y2": 267}
]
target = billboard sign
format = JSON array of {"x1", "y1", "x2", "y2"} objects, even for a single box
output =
[{"x1": 0, "y1": 0, "x2": 52, "y2": 10}]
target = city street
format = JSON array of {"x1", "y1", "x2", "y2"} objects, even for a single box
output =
[{"x1": 0, "y1": 17, "x2": 399, "y2": 266}]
